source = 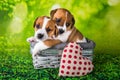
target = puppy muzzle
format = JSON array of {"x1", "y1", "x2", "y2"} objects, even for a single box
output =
[
  {"x1": 37, "y1": 33, "x2": 44, "y2": 39},
  {"x1": 59, "y1": 29, "x2": 64, "y2": 34}
]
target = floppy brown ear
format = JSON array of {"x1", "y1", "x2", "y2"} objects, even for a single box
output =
[
  {"x1": 55, "y1": 25, "x2": 59, "y2": 37},
  {"x1": 71, "y1": 14, "x2": 75, "y2": 28},
  {"x1": 50, "y1": 9, "x2": 57, "y2": 19},
  {"x1": 33, "y1": 17, "x2": 39, "y2": 28}
]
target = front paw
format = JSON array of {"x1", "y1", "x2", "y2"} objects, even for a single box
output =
[
  {"x1": 27, "y1": 37, "x2": 36, "y2": 43},
  {"x1": 32, "y1": 41, "x2": 49, "y2": 57},
  {"x1": 32, "y1": 47, "x2": 40, "y2": 58}
]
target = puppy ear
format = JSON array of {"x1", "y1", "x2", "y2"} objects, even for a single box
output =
[
  {"x1": 33, "y1": 17, "x2": 39, "y2": 28},
  {"x1": 71, "y1": 15, "x2": 75, "y2": 28},
  {"x1": 50, "y1": 9, "x2": 57, "y2": 19},
  {"x1": 55, "y1": 25, "x2": 59, "y2": 37}
]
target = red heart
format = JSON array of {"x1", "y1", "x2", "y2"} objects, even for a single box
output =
[{"x1": 59, "y1": 42, "x2": 94, "y2": 77}]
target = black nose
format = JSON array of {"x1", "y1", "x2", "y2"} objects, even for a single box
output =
[
  {"x1": 59, "y1": 29, "x2": 64, "y2": 34},
  {"x1": 37, "y1": 33, "x2": 44, "y2": 39}
]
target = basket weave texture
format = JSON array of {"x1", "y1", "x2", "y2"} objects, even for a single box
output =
[{"x1": 30, "y1": 38, "x2": 95, "y2": 69}]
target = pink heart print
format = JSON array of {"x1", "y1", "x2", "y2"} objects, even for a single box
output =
[{"x1": 59, "y1": 42, "x2": 94, "y2": 77}]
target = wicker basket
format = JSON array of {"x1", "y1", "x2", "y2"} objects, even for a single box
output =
[{"x1": 30, "y1": 38, "x2": 95, "y2": 69}]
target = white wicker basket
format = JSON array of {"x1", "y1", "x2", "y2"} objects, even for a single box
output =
[{"x1": 30, "y1": 38, "x2": 95, "y2": 69}]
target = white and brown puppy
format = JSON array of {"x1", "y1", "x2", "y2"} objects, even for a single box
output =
[
  {"x1": 50, "y1": 8, "x2": 86, "y2": 43},
  {"x1": 33, "y1": 16, "x2": 58, "y2": 41},
  {"x1": 27, "y1": 16, "x2": 61, "y2": 56}
]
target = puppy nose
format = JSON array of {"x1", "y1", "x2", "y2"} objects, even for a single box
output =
[
  {"x1": 37, "y1": 33, "x2": 44, "y2": 39},
  {"x1": 59, "y1": 29, "x2": 64, "y2": 34}
]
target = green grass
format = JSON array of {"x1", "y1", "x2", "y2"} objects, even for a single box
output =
[
  {"x1": 0, "y1": 0, "x2": 120, "y2": 79},
  {"x1": 0, "y1": 35, "x2": 120, "y2": 80}
]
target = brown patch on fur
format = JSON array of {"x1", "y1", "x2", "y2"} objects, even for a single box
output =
[
  {"x1": 46, "y1": 20, "x2": 58, "y2": 37},
  {"x1": 34, "y1": 16, "x2": 46, "y2": 31},
  {"x1": 50, "y1": 8, "x2": 75, "y2": 31},
  {"x1": 43, "y1": 39, "x2": 62, "y2": 47},
  {"x1": 50, "y1": 8, "x2": 84, "y2": 42},
  {"x1": 33, "y1": 16, "x2": 58, "y2": 38},
  {"x1": 67, "y1": 27, "x2": 83, "y2": 42}
]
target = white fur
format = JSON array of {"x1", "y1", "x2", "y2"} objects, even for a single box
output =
[
  {"x1": 56, "y1": 11, "x2": 87, "y2": 43},
  {"x1": 32, "y1": 40, "x2": 49, "y2": 57},
  {"x1": 57, "y1": 21, "x2": 67, "y2": 32},
  {"x1": 55, "y1": 12, "x2": 73, "y2": 42},
  {"x1": 57, "y1": 12, "x2": 68, "y2": 32},
  {"x1": 33, "y1": 17, "x2": 51, "y2": 56},
  {"x1": 55, "y1": 31, "x2": 87, "y2": 43},
  {"x1": 35, "y1": 17, "x2": 50, "y2": 41},
  {"x1": 27, "y1": 17, "x2": 52, "y2": 56},
  {"x1": 56, "y1": 31, "x2": 72, "y2": 42},
  {"x1": 76, "y1": 37, "x2": 87, "y2": 43},
  {"x1": 27, "y1": 36, "x2": 37, "y2": 42}
]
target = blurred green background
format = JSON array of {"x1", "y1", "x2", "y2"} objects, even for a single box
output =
[{"x1": 0, "y1": 0, "x2": 120, "y2": 80}]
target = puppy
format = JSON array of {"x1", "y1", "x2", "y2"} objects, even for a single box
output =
[
  {"x1": 27, "y1": 16, "x2": 61, "y2": 56},
  {"x1": 50, "y1": 8, "x2": 86, "y2": 43}
]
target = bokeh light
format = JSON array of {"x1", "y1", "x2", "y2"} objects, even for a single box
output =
[{"x1": 8, "y1": 2, "x2": 27, "y2": 34}]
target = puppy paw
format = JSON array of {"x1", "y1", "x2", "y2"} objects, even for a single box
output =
[
  {"x1": 27, "y1": 36, "x2": 36, "y2": 43},
  {"x1": 32, "y1": 41, "x2": 49, "y2": 57}
]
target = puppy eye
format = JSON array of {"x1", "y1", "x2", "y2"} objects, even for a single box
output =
[
  {"x1": 46, "y1": 28, "x2": 51, "y2": 32},
  {"x1": 66, "y1": 23, "x2": 70, "y2": 27},
  {"x1": 36, "y1": 24, "x2": 40, "y2": 29},
  {"x1": 56, "y1": 18, "x2": 61, "y2": 23}
]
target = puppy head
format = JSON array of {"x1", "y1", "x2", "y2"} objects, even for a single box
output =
[
  {"x1": 33, "y1": 16, "x2": 58, "y2": 41},
  {"x1": 50, "y1": 8, "x2": 75, "y2": 34}
]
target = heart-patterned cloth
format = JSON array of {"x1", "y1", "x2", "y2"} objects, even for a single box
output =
[{"x1": 59, "y1": 42, "x2": 94, "y2": 77}]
